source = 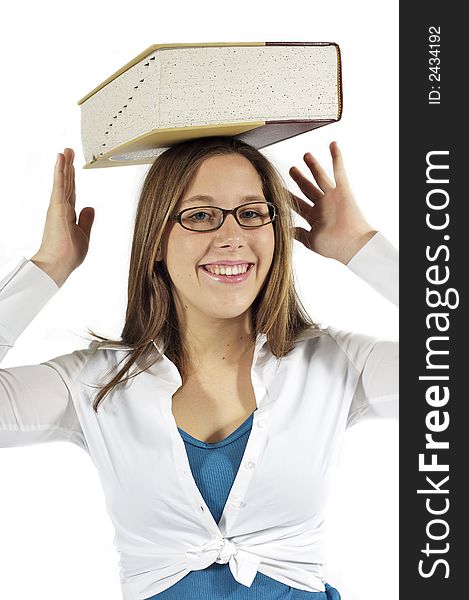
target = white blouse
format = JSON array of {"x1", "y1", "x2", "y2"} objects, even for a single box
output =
[{"x1": 0, "y1": 231, "x2": 398, "y2": 600}]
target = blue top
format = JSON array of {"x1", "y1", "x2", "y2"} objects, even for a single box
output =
[{"x1": 145, "y1": 413, "x2": 340, "y2": 599}]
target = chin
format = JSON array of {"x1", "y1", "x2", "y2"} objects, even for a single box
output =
[
  {"x1": 203, "y1": 302, "x2": 253, "y2": 320},
  {"x1": 208, "y1": 309, "x2": 250, "y2": 321}
]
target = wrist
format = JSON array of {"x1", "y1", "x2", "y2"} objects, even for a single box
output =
[
  {"x1": 29, "y1": 255, "x2": 72, "y2": 288},
  {"x1": 339, "y1": 230, "x2": 378, "y2": 265}
]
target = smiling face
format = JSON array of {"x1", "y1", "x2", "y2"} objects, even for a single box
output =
[{"x1": 156, "y1": 153, "x2": 275, "y2": 329}]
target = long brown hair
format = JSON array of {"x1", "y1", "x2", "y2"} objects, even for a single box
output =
[{"x1": 86, "y1": 136, "x2": 320, "y2": 412}]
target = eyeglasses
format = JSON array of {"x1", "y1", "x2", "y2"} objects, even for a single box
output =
[{"x1": 168, "y1": 201, "x2": 277, "y2": 232}]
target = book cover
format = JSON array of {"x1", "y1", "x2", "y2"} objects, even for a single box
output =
[{"x1": 77, "y1": 42, "x2": 342, "y2": 168}]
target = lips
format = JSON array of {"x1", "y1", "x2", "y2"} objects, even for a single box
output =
[
  {"x1": 202, "y1": 263, "x2": 253, "y2": 273},
  {"x1": 200, "y1": 262, "x2": 255, "y2": 267},
  {"x1": 200, "y1": 263, "x2": 254, "y2": 284},
  {"x1": 201, "y1": 262, "x2": 253, "y2": 268}
]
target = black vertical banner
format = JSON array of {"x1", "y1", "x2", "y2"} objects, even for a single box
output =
[{"x1": 400, "y1": 5, "x2": 466, "y2": 598}]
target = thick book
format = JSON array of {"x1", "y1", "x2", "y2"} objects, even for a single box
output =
[{"x1": 77, "y1": 42, "x2": 342, "y2": 169}]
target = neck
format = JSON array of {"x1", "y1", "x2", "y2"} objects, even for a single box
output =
[{"x1": 182, "y1": 316, "x2": 256, "y2": 373}]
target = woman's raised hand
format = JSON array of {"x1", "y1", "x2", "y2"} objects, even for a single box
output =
[
  {"x1": 30, "y1": 148, "x2": 95, "y2": 286},
  {"x1": 288, "y1": 141, "x2": 377, "y2": 265}
]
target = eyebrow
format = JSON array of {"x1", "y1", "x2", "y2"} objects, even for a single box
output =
[{"x1": 181, "y1": 194, "x2": 267, "y2": 206}]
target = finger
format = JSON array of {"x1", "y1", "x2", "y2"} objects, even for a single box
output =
[
  {"x1": 330, "y1": 141, "x2": 349, "y2": 187},
  {"x1": 51, "y1": 153, "x2": 65, "y2": 205},
  {"x1": 303, "y1": 152, "x2": 335, "y2": 191},
  {"x1": 289, "y1": 166, "x2": 323, "y2": 201},
  {"x1": 67, "y1": 149, "x2": 73, "y2": 196},
  {"x1": 292, "y1": 226, "x2": 314, "y2": 251},
  {"x1": 78, "y1": 207, "x2": 95, "y2": 240},
  {"x1": 289, "y1": 191, "x2": 316, "y2": 221},
  {"x1": 65, "y1": 149, "x2": 76, "y2": 208},
  {"x1": 63, "y1": 148, "x2": 74, "y2": 205},
  {"x1": 71, "y1": 153, "x2": 76, "y2": 207},
  {"x1": 69, "y1": 163, "x2": 76, "y2": 207},
  {"x1": 63, "y1": 149, "x2": 70, "y2": 197}
]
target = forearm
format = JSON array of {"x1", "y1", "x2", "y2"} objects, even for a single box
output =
[
  {"x1": 346, "y1": 231, "x2": 399, "y2": 307},
  {"x1": 0, "y1": 256, "x2": 60, "y2": 363}
]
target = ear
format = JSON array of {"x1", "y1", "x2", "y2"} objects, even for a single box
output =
[{"x1": 155, "y1": 245, "x2": 163, "y2": 262}]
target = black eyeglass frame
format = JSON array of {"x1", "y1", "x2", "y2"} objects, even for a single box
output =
[{"x1": 168, "y1": 201, "x2": 277, "y2": 232}]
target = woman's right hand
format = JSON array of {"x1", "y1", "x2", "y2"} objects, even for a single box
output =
[{"x1": 30, "y1": 148, "x2": 95, "y2": 285}]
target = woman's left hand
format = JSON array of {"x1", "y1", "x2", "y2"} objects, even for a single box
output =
[{"x1": 288, "y1": 141, "x2": 378, "y2": 265}]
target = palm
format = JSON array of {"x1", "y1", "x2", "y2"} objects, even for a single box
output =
[
  {"x1": 37, "y1": 147, "x2": 94, "y2": 272},
  {"x1": 288, "y1": 141, "x2": 376, "y2": 264}
]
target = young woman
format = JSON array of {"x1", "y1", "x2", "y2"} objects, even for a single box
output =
[{"x1": 0, "y1": 136, "x2": 398, "y2": 600}]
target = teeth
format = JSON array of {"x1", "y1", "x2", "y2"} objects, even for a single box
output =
[{"x1": 204, "y1": 264, "x2": 250, "y2": 276}]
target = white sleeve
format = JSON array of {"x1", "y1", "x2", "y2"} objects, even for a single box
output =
[
  {"x1": 325, "y1": 232, "x2": 399, "y2": 428},
  {"x1": 0, "y1": 257, "x2": 87, "y2": 449}
]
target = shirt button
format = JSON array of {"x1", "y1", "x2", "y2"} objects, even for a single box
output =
[
  {"x1": 231, "y1": 499, "x2": 245, "y2": 508},
  {"x1": 256, "y1": 419, "x2": 266, "y2": 428},
  {"x1": 245, "y1": 460, "x2": 256, "y2": 470}
]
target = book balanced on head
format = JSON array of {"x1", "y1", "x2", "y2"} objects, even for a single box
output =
[{"x1": 77, "y1": 41, "x2": 342, "y2": 169}]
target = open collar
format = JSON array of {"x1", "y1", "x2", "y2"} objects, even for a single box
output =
[{"x1": 94, "y1": 325, "x2": 326, "y2": 354}]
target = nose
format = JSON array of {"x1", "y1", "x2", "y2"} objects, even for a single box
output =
[
  {"x1": 214, "y1": 214, "x2": 247, "y2": 248},
  {"x1": 217, "y1": 211, "x2": 243, "y2": 234}
]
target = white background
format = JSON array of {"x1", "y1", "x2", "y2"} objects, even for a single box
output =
[{"x1": 0, "y1": 1, "x2": 398, "y2": 599}]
